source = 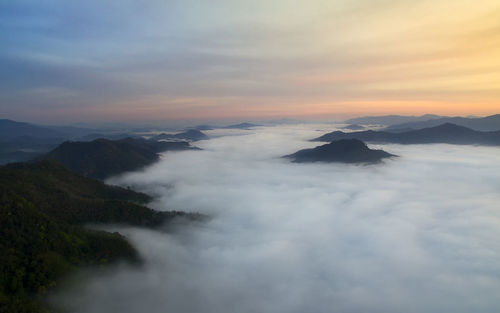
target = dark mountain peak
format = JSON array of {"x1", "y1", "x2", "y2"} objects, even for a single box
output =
[
  {"x1": 415, "y1": 123, "x2": 478, "y2": 136},
  {"x1": 223, "y1": 122, "x2": 260, "y2": 129},
  {"x1": 313, "y1": 129, "x2": 378, "y2": 142},
  {"x1": 285, "y1": 139, "x2": 395, "y2": 164},
  {"x1": 385, "y1": 113, "x2": 500, "y2": 131},
  {"x1": 41, "y1": 137, "x2": 197, "y2": 180},
  {"x1": 431, "y1": 122, "x2": 473, "y2": 131},
  {"x1": 326, "y1": 138, "x2": 368, "y2": 149}
]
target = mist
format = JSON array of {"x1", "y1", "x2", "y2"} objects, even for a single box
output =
[{"x1": 53, "y1": 125, "x2": 500, "y2": 313}]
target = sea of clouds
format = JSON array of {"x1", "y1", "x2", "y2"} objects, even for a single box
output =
[{"x1": 53, "y1": 124, "x2": 500, "y2": 313}]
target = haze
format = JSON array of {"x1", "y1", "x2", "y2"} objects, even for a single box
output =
[{"x1": 52, "y1": 125, "x2": 500, "y2": 313}]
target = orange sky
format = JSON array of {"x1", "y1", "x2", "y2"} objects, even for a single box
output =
[{"x1": 1, "y1": 0, "x2": 499, "y2": 123}]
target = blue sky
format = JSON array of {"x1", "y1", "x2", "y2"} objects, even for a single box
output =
[{"x1": 1, "y1": 0, "x2": 500, "y2": 124}]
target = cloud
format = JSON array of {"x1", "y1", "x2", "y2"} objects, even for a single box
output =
[
  {"x1": 52, "y1": 125, "x2": 500, "y2": 313},
  {"x1": 2, "y1": 0, "x2": 500, "y2": 122}
]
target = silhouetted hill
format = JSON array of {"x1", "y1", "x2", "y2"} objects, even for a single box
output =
[
  {"x1": 42, "y1": 138, "x2": 198, "y2": 180},
  {"x1": 344, "y1": 114, "x2": 442, "y2": 126},
  {"x1": 285, "y1": 139, "x2": 395, "y2": 163},
  {"x1": 152, "y1": 129, "x2": 209, "y2": 141},
  {"x1": 222, "y1": 122, "x2": 260, "y2": 129},
  {"x1": 313, "y1": 123, "x2": 500, "y2": 145},
  {"x1": 343, "y1": 124, "x2": 365, "y2": 130},
  {"x1": 0, "y1": 119, "x2": 109, "y2": 164},
  {"x1": 385, "y1": 114, "x2": 500, "y2": 131},
  {"x1": 0, "y1": 160, "x2": 204, "y2": 312}
]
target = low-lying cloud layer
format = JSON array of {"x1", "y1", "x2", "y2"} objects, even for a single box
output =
[{"x1": 54, "y1": 125, "x2": 500, "y2": 313}]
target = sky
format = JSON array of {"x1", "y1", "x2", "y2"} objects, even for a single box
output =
[
  {"x1": 51, "y1": 125, "x2": 500, "y2": 313},
  {"x1": 1, "y1": 0, "x2": 500, "y2": 123}
]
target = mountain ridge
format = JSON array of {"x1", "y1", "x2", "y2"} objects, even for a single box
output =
[
  {"x1": 313, "y1": 123, "x2": 500, "y2": 145},
  {"x1": 41, "y1": 137, "x2": 199, "y2": 180},
  {"x1": 385, "y1": 114, "x2": 500, "y2": 131},
  {"x1": 344, "y1": 114, "x2": 443, "y2": 126}
]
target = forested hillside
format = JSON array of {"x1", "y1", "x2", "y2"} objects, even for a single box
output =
[{"x1": 0, "y1": 160, "x2": 202, "y2": 312}]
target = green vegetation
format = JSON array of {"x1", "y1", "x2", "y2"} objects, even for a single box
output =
[{"x1": 0, "y1": 160, "x2": 203, "y2": 312}]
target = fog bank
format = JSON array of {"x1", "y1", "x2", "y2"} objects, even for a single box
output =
[{"x1": 54, "y1": 125, "x2": 500, "y2": 313}]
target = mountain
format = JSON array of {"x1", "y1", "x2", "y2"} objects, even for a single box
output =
[
  {"x1": 385, "y1": 114, "x2": 500, "y2": 131},
  {"x1": 342, "y1": 124, "x2": 365, "y2": 130},
  {"x1": 344, "y1": 114, "x2": 442, "y2": 126},
  {"x1": 42, "y1": 137, "x2": 198, "y2": 180},
  {"x1": 222, "y1": 122, "x2": 260, "y2": 129},
  {"x1": 0, "y1": 160, "x2": 203, "y2": 312},
  {"x1": 313, "y1": 123, "x2": 500, "y2": 145},
  {"x1": 0, "y1": 119, "x2": 66, "y2": 140},
  {"x1": 152, "y1": 129, "x2": 209, "y2": 141},
  {"x1": 0, "y1": 119, "x2": 98, "y2": 140},
  {"x1": 285, "y1": 139, "x2": 395, "y2": 163},
  {"x1": 0, "y1": 119, "x2": 107, "y2": 164}
]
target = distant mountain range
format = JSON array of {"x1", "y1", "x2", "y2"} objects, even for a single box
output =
[
  {"x1": 0, "y1": 119, "x2": 64, "y2": 139},
  {"x1": 190, "y1": 122, "x2": 261, "y2": 130},
  {"x1": 152, "y1": 129, "x2": 209, "y2": 141},
  {"x1": 0, "y1": 119, "x2": 210, "y2": 165},
  {"x1": 0, "y1": 119, "x2": 103, "y2": 164},
  {"x1": 0, "y1": 119, "x2": 96, "y2": 140},
  {"x1": 313, "y1": 123, "x2": 500, "y2": 145},
  {"x1": 42, "y1": 137, "x2": 198, "y2": 180},
  {"x1": 344, "y1": 114, "x2": 442, "y2": 126},
  {"x1": 285, "y1": 139, "x2": 395, "y2": 163},
  {"x1": 385, "y1": 114, "x2": 500, "y2": 131}
]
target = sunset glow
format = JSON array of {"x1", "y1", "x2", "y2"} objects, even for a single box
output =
[{"x1": 1, "y1": 0, "x2": 499, "y2": 123}]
